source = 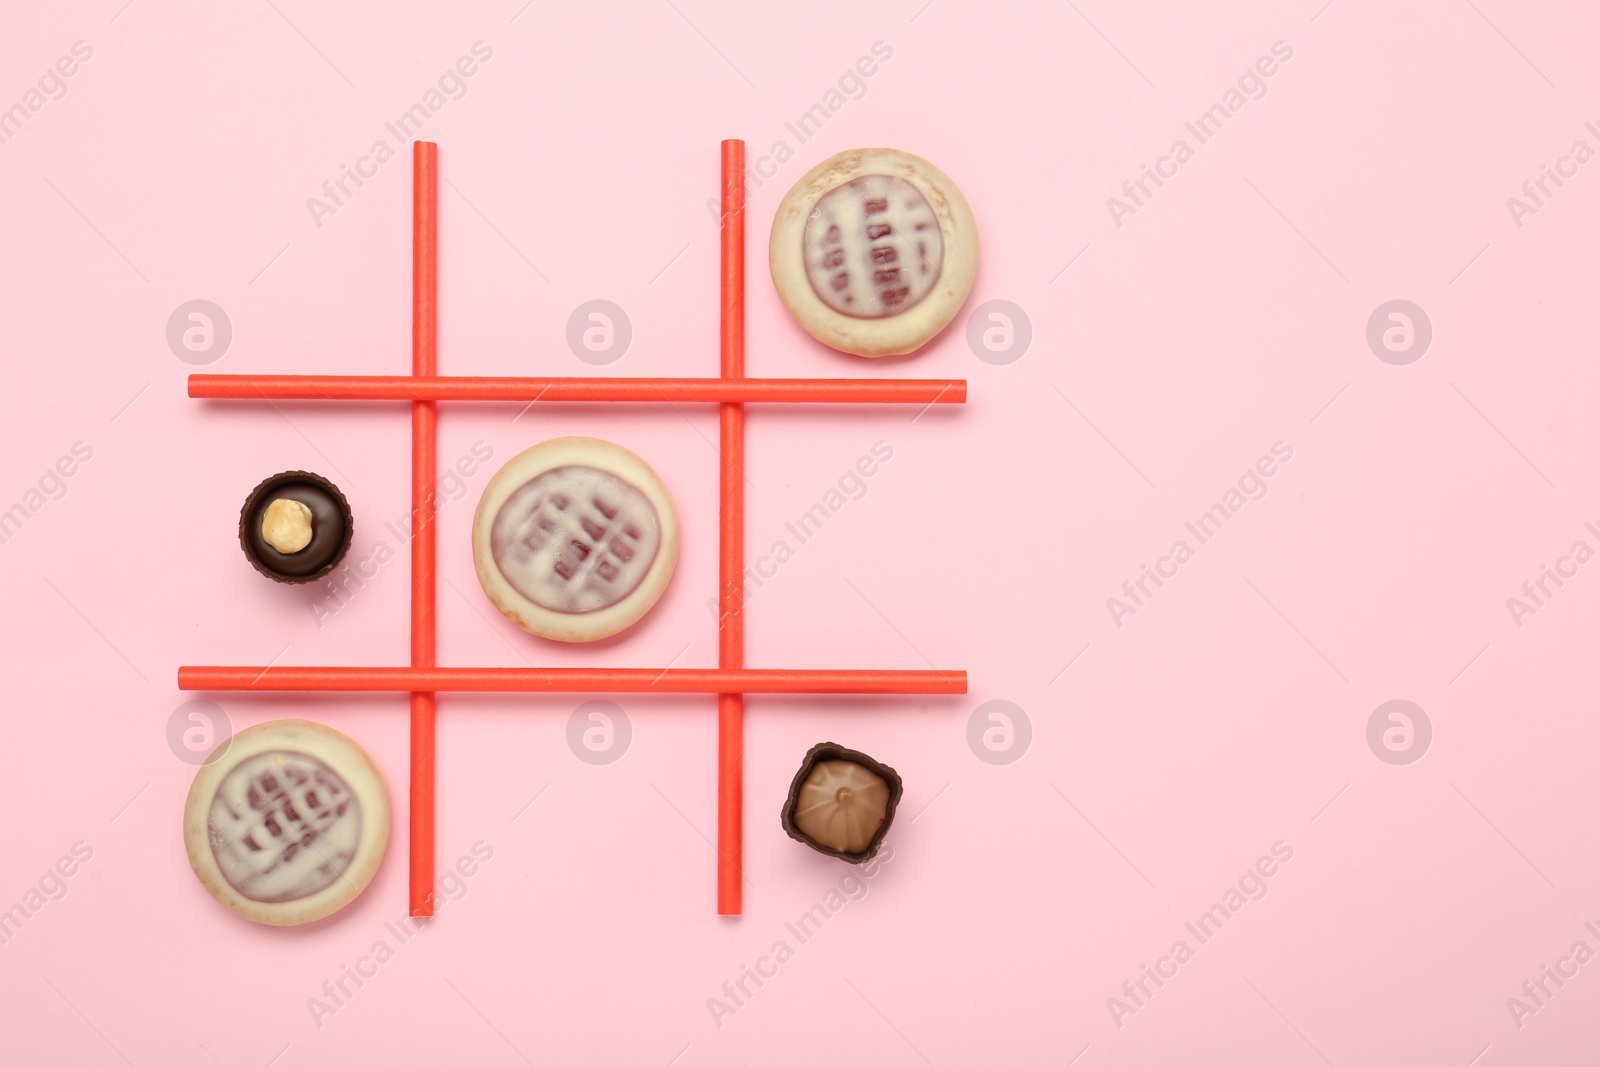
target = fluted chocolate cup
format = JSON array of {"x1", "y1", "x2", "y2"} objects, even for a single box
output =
[{"x1": 239, "y1": 470, "x2": 353, "y2": 584}]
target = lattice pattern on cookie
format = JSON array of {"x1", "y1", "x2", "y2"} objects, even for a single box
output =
[
  {"x1": 208, "y1": 751, "x2": 362, "y2": 903},
  {"x1": 489, "y1": 464, "x2": 662, "y2": 614},
  {"x1": 803, "y1": 174, "x2": 943, "y2": 319}
]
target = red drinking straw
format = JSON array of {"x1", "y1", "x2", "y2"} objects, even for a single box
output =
[
  {"x1": 176, "y1": 666, "x2": 966, "y2": 694},
  {"x1": 410, "y1": 141, "x2": 439, "y2": 918},
  {"x1": 719, "y1": 139, "x2": 746, "y2": 916},
  {"x1": 187, "y1": 375, "x2": 966, "y2": 404}
]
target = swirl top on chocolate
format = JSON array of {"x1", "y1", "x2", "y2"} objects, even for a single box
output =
[
  {"x1": 792, "y1": 759, "x2": 891, "y2": 855},
  {"x1": 207, "y1": 750, "x2": 362, "y2": 904},
  {"x1": 489, "y1": 465, "x2": 662, "y2": 614},
  {"x1": 802, "y1": 174, "x2": 944, "y2": 319}
]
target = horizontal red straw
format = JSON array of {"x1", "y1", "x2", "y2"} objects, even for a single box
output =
[
  {"x1": 178, "y1": 666, "x2": 967, "y2": 695},
  {"x1": 188, "y1": 375, "x2": 966, "y2": 404}
]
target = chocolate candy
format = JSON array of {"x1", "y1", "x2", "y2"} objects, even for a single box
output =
[
  {"x1": 239, "y1": 471, "x2": 352, "y2": 583},
  {"x1": 780, "y1": 742, "x2": 903, "y2": 863},
  {"x1": 771, "y1": 148, "x2": 977, "y2": 358},
  {"x1": 473, "y1": 437, "x2": 679, "y2": 642},
  {"x1": 183, "y1": 719, "x2": 390, "y2": 925}
]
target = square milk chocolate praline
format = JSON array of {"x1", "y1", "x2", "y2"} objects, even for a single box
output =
[{"x1": 780, "y1": 742, "x2": 903, "y2": 863}]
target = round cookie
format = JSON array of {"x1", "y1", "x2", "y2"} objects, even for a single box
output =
[
  {"x1": 183, "y1": 719, "x2": 389, "y2": 926},
  {"x1": 473, "y1": 437, "x2": 679, "y2": 642},
  {"x1": 770, "y1": 147, "x2": 978, "y2": 358}
]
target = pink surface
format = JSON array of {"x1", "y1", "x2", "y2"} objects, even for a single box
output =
[{"x1": 2, "y1": 0, "x2": 1598, "y2": 1063}]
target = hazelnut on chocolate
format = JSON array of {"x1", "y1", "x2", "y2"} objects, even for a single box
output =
[
  {"x1": 261, "y1": 498, "x2": 314, "y2": 554},
  {"x1": 239, "y1": 471, "x2": 352, "y2": 584}
]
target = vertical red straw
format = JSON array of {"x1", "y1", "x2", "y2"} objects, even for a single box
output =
[
  {"x1": 718, "y1": 140, "x2": 746, "y2": 916},
  {"x1": 410, "y1": 141, "x2": 439, "y2": 917}
]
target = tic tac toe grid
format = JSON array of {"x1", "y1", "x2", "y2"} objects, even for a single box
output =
[{"x1": 179, "y1": 141, "x2": 968, "y2": 916}]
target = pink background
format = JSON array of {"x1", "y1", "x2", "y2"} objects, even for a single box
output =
[{"x1": 3, "y1": 0, "x2": 1599, "y2": 1063}]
